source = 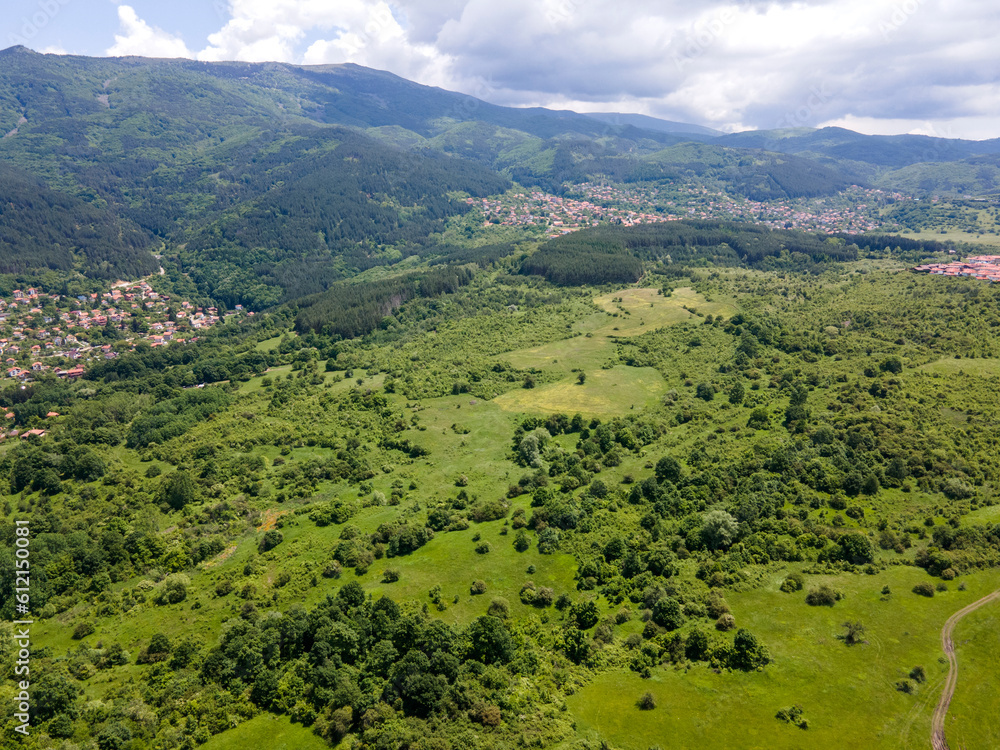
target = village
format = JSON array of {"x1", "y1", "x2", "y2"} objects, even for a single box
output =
[
  {"x1": 913, "y1": 254, "x2": 1000, "y2": 281},
  {"x1": 0, "y1": 277, "x2": 247, "y2": 386},
  {"x1": 468, "y1": 182, "x2": 897, "y2": 237}
]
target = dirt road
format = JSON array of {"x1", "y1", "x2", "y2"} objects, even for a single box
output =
[{"x1": 931, "y1": 588, "x2": 1000, "y2": 750}]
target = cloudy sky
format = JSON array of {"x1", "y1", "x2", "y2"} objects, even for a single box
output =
[{"x1": 4, "y1": 0, "x2": 1000, "y2": 139}]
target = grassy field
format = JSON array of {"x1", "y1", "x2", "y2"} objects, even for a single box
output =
[
  {"x1": 945, "y1": 596, "x2": 1000, "y2": 749},
  {"x1": 899, "y1": 230, "x2": 1000, "y2": 248},
  {"x1": 567, "y1": 566, "x2": 1000, "y2": 749},
  {"x1": 919, "y1": 356, "x2": 1000, "y2": 377},
  {"x1": 201, "y1": 714, "x2": 328, "y2": 750},
  {"x1": 492, "y1": 365, "x2": 667, "y2": 417}
]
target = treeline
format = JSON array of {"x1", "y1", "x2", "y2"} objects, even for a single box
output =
[
  {"x1": 294, "y1": 266, "x2": 475, "y2": 338},
  {"x1": 520, "y1": 221, "x2": 864, "y2": 285},
  {"x1": 427, "y1": 242, "x2": 519, "y2": 268}
]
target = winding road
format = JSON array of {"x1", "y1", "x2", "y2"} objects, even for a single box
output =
[{"x1": 931, "y1": 588, "x2": 1000, "y2": 750}]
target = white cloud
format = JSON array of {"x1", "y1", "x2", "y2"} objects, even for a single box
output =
[
  {"x1": 98, "y1": 0, "x2": 1000, "y2": 139},
  {"x1": 106, "y1": 5, "x2": 193, "y2": 58}
]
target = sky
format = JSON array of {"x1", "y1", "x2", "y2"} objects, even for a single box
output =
[{"x1": 3, "y1": 0, "x2": 1000, "y2": 140}]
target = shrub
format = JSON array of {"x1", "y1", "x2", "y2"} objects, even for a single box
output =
[
  {"x1": 775, "y1": 705, "x2": 807, "y2": 728},
  {"x1": 842, "y1": 621, "x2": 866, "y2": 646},
  {"x1": 470, "y1": 580, "x2": 487, "y2": 595},
  {"x1": 780, "y1": 573, "x2": 805, "y2": 593},
  {"x1": 382, "y1": 569, "x2": 400, "y2": 583},
  {"x1": 805, "y1": 585, "x2": 842, "y2": 606},
  {"x1": 487, "y1": 598, "x2": 510, "y2": 619},
  {"x1": 157, "y1": 573, "x2": 190, "y2": 605},
  {"x1": 716, "y1": 613, "x2": 736, "y2": 631},
  {"x1": 259, "y1": 530, "x2": 284, "y2": 552},
  {"x1": 513, "y1": 529, "x2": 530, "y2": 552},
  {"x1": 910, "y1": 666, "x2": 927, "y2": 683},
  {"x1": 72, "y1": 621, "x2": 95, "y2": 640},
  {"x1": 637, "y1": 692, "x2": 656, "y2": 710},
  {"x1": 913, "y1": 582, "x2": 935, "y2": 597},
  {"x1": 475, "y1": 542, "x2": 491, "y2": 554},
  {"x1": 896, "y1": 679, "x2": 916, "y2": 694}
]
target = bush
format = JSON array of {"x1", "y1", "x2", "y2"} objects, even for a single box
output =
[
  {"x1": 513, "y1": 529, "x2": 530, "y2": 552},
  {"x1": 475, "y1": 542, "x2": 491, "y2": 554},
  {"x1": 487, "y1": 598, "x2": 510, "y2": 619},
  {"x1": 716, "y1": 613, "x2": 736, "y2": 631},
  {"x1": 470, "y1": 580, "x2": 487, "y2": 595},
  {"x1": 157, "y1": 573, "x2": 190, "y2": 605},
  {"x1": 259, "y1": 530, "x2": 284, "y2": 552},
  {"x1": 910, "y1": 665, "x2": 927, "y2": 683},
  {"x1": 780, "y1": 573, "x2": 805, "y2": 593},
  {"x1": 72, "y1": 621, "x2": 95, "y2": 640},
  {"x1": 805, "y1": 585, "x2": 842, "y2": 606},
  {"x1": 382, "y1": 569, "x2": 400, "y2": 583},
  {"x1": 637, "y1": 692, "x2": 656, "y2": 710},
  {"x1": 842, "y1": 621, "x2": 866, "y2": 646},
  {"x1": 913, "y1": 582, "x2": 935, "y2": 597}
]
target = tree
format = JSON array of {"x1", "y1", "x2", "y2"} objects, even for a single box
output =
[
  {"x1": 162, "y1": 470, "x2": 196, "y2": 510},
  {"x1": 747, "y1": 407, "x2": 770, "y2": 430},
  {"x1": 731, "y1": 628, "x2": 770, "y2": 670},
  {"x1": 842, "y1": 621, "x2": 866, "y2": 646},
  {"x1": 572, "y1": 600, "x2": 600, "y2": 630},
  {"x1": 259, "y1": 530, "x2": 284, "y2": 552},
  {"x1": 513, "y1": 529, "x2": 530, "y2": 552},
  {"x1": 577, "y1": 372, "x2": 586, "y2": 385},
  {"x1": 651, "y1": 597, "x2": 684, "y2": 631},
  {"x1": 728, "y1": 381, "x2": 745, "y2": 405},
  {"x1": 468, "y1": 616, "x2": 514, "y2": 664},
  {"x1": 784, "y1": 384, "x2": 809, "y2": 426},
  {"x1": 695, "y1": 382, "x2": 716, "y2": 401},
  {"x1": 838, "y1": 533, "x2": 875, "y2": 565},
  {"x1": 654, "y1": 456, "x2": 682, "y2": 484},
  {"x1": 700, "y1": 510, "x2": 739, "y2": 550}
]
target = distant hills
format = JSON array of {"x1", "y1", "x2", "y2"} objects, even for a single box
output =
[{"x1": 2, "y1": 44, "x2": 1000, "y2": 297}]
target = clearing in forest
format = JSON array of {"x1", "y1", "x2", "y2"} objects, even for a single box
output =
[
  {"x1": 492, "y1": 365, "x2": 666, "y2": 417},
  {"x1": 592, "y1": 286, "x2": 737, "y2": 335}
]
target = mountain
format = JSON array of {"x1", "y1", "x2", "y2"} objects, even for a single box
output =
[
  {"x1": 715, "y1": 126, "x2": 1000, "y2": 168},
  {"x1": 584, "y1": 111, "x2": 721, "y2": 137},
  {"x1": 3, "y1": 45, "x2": 1000, "y2": 296}
]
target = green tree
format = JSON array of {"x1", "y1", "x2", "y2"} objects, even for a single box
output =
[
  {"x1": 731, "y1": 628, "x2": 770, "y2": 670},
  {"x1": 654, "y1": 456, "x2": 682, "y2": 484},
  {"x1": 700, "y1": 510, "x2": 739, "y2": 551},
  {"x1": 468, "y1": 616, "x2": 514, "y2": 665},
  {"x1": 162, "y1": 470, "x2": 196, "y2": 510}
]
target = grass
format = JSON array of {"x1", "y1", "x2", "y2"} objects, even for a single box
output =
[
  {"x1": 899, "y1": 229, "x2": 1000, "y2": 248},
  {"x1": 946, "y1": 595, "x2": 1000, "y2": 749},
  {"x1": 566, "y1": 566, "x2": 1000, "y2": 750},
  {"x1": 492, "y1": 366, "x2": 667, "y2": 417},
  {"x1": 201, "y1": 714, "x2": 328, "y2": 750},
  {"x1": 592, "y1": 286, "x2": 737, "y2": 334},
  {"x1": 919, "y1": 356, "x2": 1000, "y2": 377}
]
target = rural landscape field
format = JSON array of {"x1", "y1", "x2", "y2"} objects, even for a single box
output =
[{"x1": 1, "y1": 30, "x2": 1000, "y2": 750}]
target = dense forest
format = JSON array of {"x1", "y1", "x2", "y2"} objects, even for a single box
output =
[
  {"x1": 517, "y1": 222, "x2": 951, "y2": 286},
  {"x1": 0, "y1": 164, "x2": 155, "y2": 279}
]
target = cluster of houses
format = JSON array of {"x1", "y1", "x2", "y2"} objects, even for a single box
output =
[
  {"x1": 913, "y1": 255, "x2": 1000, "y2": 281},
  {"x1": 468, "y1": 183, "x2": 895, "y2": 239},
  {"x1": 1, "y1": 278, "x2": 246, "y2": 383},
  {"x1": 467, "y1": 190, "x2": 673, "y2": 238}
]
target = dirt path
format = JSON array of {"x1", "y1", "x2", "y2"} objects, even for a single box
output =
[{"x1": 931, "y1": 588, "x2": 1000, "y2": 750}]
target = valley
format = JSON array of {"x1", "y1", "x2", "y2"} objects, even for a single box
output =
[{"x1": 2, "y1": 47, "x2": 1000, "y2": 750}]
